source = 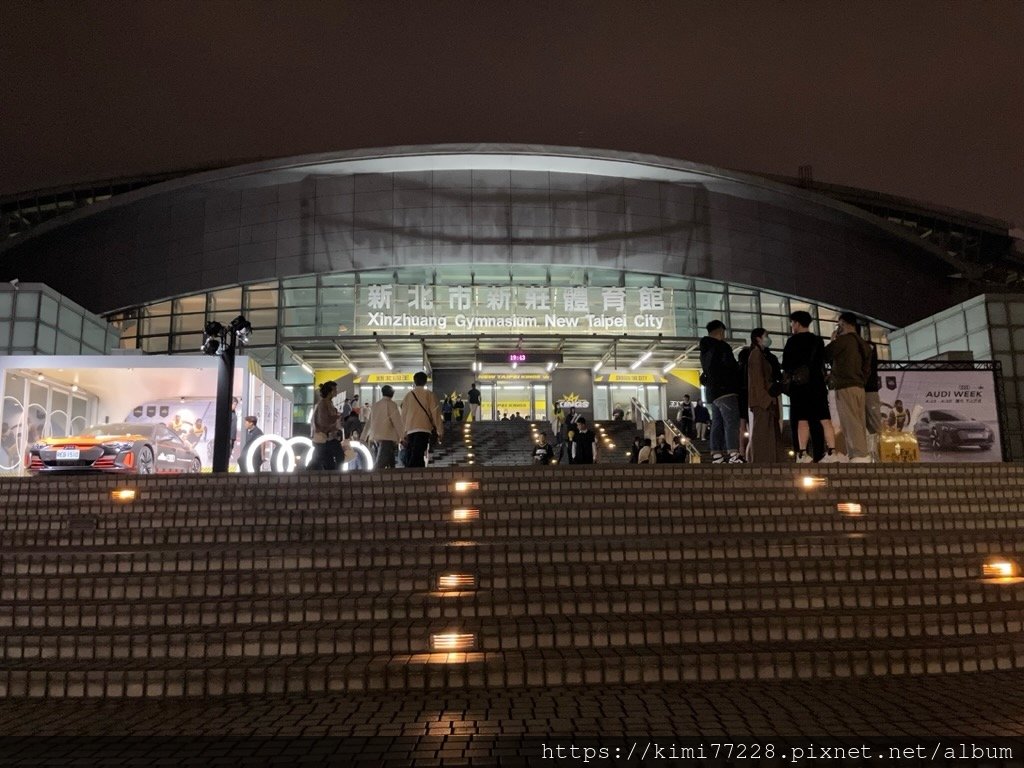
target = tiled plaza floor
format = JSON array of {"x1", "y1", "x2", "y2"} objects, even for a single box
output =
[{"x1": 1, "y1": 671, "x2": 1023, "y2": 765}]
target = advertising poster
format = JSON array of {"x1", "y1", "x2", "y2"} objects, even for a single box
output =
[{"x1": 877, "y1": 367, "x2": 1001, "y2": 462}]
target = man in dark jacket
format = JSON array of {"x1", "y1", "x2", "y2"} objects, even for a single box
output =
[
  {"x1": 783, "y1": 310, "x2": 839, "y2": 462},
  {"x1": 699, "y1": 319, "x2": 744, "y2": 463}
]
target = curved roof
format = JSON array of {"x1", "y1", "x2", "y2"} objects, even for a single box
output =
[{"x1": 0, "y1": 144, "x2": 959, "y2": 266}]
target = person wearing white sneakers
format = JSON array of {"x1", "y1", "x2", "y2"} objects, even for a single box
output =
[
  {"x1": 825, "y1": 312, "x2": 874, "y2": 463},
  {"x1": 783, "y1": 311, "x2": 841, "y2": 463}
]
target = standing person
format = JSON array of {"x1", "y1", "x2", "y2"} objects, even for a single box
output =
[
  {"x1": 699, "y1": 319, "x2": 744, "y2": 464},
  {"x1": 864, "y1": 340, "x2": 883, "y2": 459},
  {"x1": 737, "y1": 344, "x2": 751, "y2": 460},
  {"x1": 693, "y1": 400, "x2": 710, "y2": 441},
  {"x1": 468, "y1": 382, "x2": 482, "y2": 422},
  {"x1": 636, "y1": 437, "x2": 655, "y2": 464},
  {"x1": 672, "y1": 435, "x2": 688, "y2": 463},
  {"x1": 783, "y1": 311, "x2": 840, "y2": 463},
  {"x1": 239, "y1": 416, "x2": 264, "y2": 473},
  {"x1": 824, "y1": 311, "x2": 873, "y2": 462},
  {"x1": 746, "y1": 328, "x2": 784, "y2": 464},
  {"x1": 343, "y1": 396, "x2": 362, "y2": 436},
  {"x1": 567, "y1": 417, "x2": 597, "y2": 464},
  {"x1": 655, "y1": 434, "x2": 673, "y2": 463},
  {"x1": 363, "y1": 385, "x2": 404, "y2": 469},
  {"x1": 532, "y1": 433, "x2": 554, "y2": 465},
  {"x1": 628, "y1": 435, "x2": 644, "y2": 463},
  {"x1": 442, "y1": 396, "x2": 453, "y2": 424},
  {"x1": 400, "y1": 371, "x2": 444, "y2": 468},
  {"x1": 453, "y1": 396, "x2": 465, "y2": 422},
  {"x1": 676, "y1": 395, "x2": 695, "y2": 438},
  {"x1": 311, "y1": 380, "x2": 343, "y2": 470}
]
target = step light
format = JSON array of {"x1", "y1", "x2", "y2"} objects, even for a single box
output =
[
  {"x1": 111, "y1": 489, "x2": 137, "y2": 502},
  {"x1": 431, "y1": 632, "x2": 476, "y2": 651},
  {"x1": 451, "y1": 508, "x2": 480, "y2": 522},
  {"x1": 799, "y1": 476, "x2": 827, "y2": 489},
  {"x1": 837, "y1": 502, "x2": 864, "y2": 515},
  {"x1": 437, "y1": 573, "x2": 477, "y2": 591},
  {"x1": 454, "y1": 480, "x2": 479, "y2": 492},
  {"x1": 982, "y1": 558, "x2": 1020, "y2": 579}
]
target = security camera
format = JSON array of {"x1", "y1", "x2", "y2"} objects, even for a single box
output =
[{"x1": 8, "y1": 279, "x2": 18, "y2": 288}]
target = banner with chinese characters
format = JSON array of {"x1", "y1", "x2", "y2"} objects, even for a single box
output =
[
  {"x1": 354, "y1": 285, "x2": 674, "y2": 336},
  {"x1": 869, "y1": 367, "x2": 1001, "y2": 462}
]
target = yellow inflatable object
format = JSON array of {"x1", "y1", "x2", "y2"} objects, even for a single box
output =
[{"x1": 879, "y1": 430, "x2": 920, "y2": 463}]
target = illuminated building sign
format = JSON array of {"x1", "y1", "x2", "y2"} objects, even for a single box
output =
[{"x1": 355, "y1": 285, "x2": 675, "y2": 336}]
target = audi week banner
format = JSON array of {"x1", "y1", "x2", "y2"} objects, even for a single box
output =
[{"x1": 876, "y1": 367, "x2": 1002, "y2": 462}]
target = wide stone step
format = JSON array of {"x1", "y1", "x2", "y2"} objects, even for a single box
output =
[
  {"x1": 3, "y1": 637, "x2": 1023, "y2": 698},
  {"x1": 3, "y1": 517, "x2": 1024, "y2": 547},
  {"x1": 5, "y1": 571, "x2": 1019, "y2": 606},
  {"x1": 2, "y1": 590, "x2": 1021, "y2": 636}
]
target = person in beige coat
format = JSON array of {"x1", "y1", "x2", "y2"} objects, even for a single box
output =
[
  {"x1": 746, "y1": 328, "x2": 784, "y2": 463},
  {"x1": 399, "y1": 371, "x2": 444, "y2": 468},
  {"x1": 363, "y1": 385, "x2": 405, "y2": 469}
]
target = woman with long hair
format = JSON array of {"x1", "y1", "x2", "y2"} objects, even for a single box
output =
[{"x1": 311, "y1": 380, "x2": 343, "y2": 470}]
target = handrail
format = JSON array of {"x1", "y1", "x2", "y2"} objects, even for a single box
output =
[{"x1": 629, "y1": 397, "x2": 701, "y2": 462}]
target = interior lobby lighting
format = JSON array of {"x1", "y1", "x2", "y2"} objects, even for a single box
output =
[
  {"x1": 454, "y1": 480, "x2": 479, "y2": 492},
  {"x1": 301, "y1": 363, "x2": 313, "y2": 374},
  {"x1": 431, "y1": 633, "x2": 476, "y2": 651},
  {"x1": 437, "y1": 573, "x2": 477, "y2": 591},
  {"x1": 546, "y1": 361, "x2": 555, "y2": 372},
  {"x1": 662, "y1": 361, "x2": 675, "y2": 374},
  {"x1": 347, "y1": 362, "x2": 359, "y2": 374},
  {"x1": 379, "y1": 351, "x2": 393, "y2": 370},
  {"x1": 982, "y1": 558, "x2": 1020, "y2": 579},
  {"x1": 630, "y1": 350, "x2": 654, "y2": 370},
  {"x1": 837, "y1": 502, "x2": 864, "y2": 515},
  {"x1": 111, "y1": 489, "x2": 137, "y2": 502},
  {"x1": 452, "y1": 508, "x2": 480, "y2": 521},
  {"x1": 799, "y1": 476, "x2": 827, "y2": 489},
  {"x1": 593, "y1": 361, "x2": 603, "y2": 373}
]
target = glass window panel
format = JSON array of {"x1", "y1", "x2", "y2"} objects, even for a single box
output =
[
  {"x1": 319, "y1": 274, "x2": 356, "y2": 287},
  {"x1": 172, "y1": 334, "x2": 199, "y2": 352},
  {"x1": 728, "y1": 294, "x2": 757, "y2": 313},
  {"x1": 58, "y1": 306, "x2": 83, "y2": 336},
  {"x1": 964, "y1": 301, "x2": 988, "y2": 332},
  {"x1": 435, "y1": 267, "x2": 474, "y2": 285},
  {"x1": 140, "y1": 336, "x2": 169, "y2": 353},
  {"x1": 967, "y1": 331, "x2": 991, "y2": 359},
  {"x1": 760, "y1": 293, "x2": 787, "y2": 315},
  {"x1": 246, "y1": 329, "x2": 276, "y2": 346},
  {"x1": 991, "y1": 328, "x2": 1011, "y2": 353},
  {"x1": 283, "y1": 286, "x2": 317, "y2": 307},
  {"x1": 547, "y1": 266, "x2": 586, "y2": 286},
  {"x1": 173, "y1": 314, "x2": 207, "y2": 334},
  {"x1": 15, "y1": 292, "x2": 39, "y2": 318},
  {"x1": 695, "y1": 292, "x2": 725, "y2": 311},
  {"x1": 761, "y1": 316, "x2": 789, "y2": 333},
  {"x1": 1010, "y1": 302, "x2": 1024, "y2": 327},
  {"x1": 174, "y1": 295, "x2": 206, "y2": 314},
  {"x1": 147, "y1": 301, "x2": 173, "y2": 316},
  {"x1": 0, "y1": 320, "x2": 10, "y2": 347},
  {"x1": 355, "y1": 270, "x2": 393, "y2": 284},
  {"x1": 319, "y1": 286, "x2": 354, "y2": 306},
  {"x1": 730, "y1": 313, "x2": 757, "y2": 332},
  {"x1": 0, "y1": 293, "x2": 12, "y2": 317},
  {"x1": 623, "y1": 273, "x2": 656, "y2": 287},
  {"x1": 472, "y1": 266, "x2": 511, "y2": 283},
  {"x1": 283, "y1": 307, "x2": 315, "y2": 326},
  {"x1": 141, "y1": 315, "x2": 171, "y2": 336},
  {"x1": 245, "y1": 309, "x2": 278, "y2": 330},
  {"x1": 209, "y1": 287, "x2": 242, "y2": 313},
  {"x1": 12, "y1": 321, "x2": 36, "y2": 347},
  {"x1": 245, "y1": 288, "x2": 280, "y2": 310},
  {"x1": 509, "y1": 266, "x2": 548, "y2": 284},
  {"x1": 82, "y1": 322, "x2": 106, "y2": 351},
  {"x1": 987, "y1": 301, "x2": 1007, "y2": 325},
  {"x1": 906, "y1": 325, "x2": 937, "y2": 356},
  {"x1": 39, "y1": 295, "x2": 59, "y2": 325},
  {"x1": 936, "y1": 312, "x2": 966, "y2": 343},
  {"x1": 661, "y1": 277, "x2": 691, "y2": 290},
  {"x1": 56, "y1": 332, "x2": 79, "y2": 354}
]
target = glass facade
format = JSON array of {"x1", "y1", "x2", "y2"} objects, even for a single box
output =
[
  {"x1": 106, "y1": 265, "x2": 893, "y2": 419},
  {"x1": 0, "y1": 285, "x2": 120, "y2": 356}
]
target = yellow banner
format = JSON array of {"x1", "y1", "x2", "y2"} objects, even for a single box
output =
[
  {"x1": 478, "y1": 373, "x2": 550, "y2": 381},
  {"x1": 313, "y1": 370, "x2": 351, "y2": 390},
  {"x1": 354, "y1": 373, "x2": 417, "y2": 384},
  {"x1": 598, "y1": 373, "x2": 666, "y2": 384},
  {"x1": 669, "y1": 369, "x2": 702, "y2": 387}
]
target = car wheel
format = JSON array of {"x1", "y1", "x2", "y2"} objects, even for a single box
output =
[
  {"x1": 930, "y1": 429, "x2": 943, "y2": 451},
  {"x1": 190, "y1": 457, "x2": 202, "y2": 473},
  {"x1": 136, "y1": 446, "x2": 156, "y2": 475}
]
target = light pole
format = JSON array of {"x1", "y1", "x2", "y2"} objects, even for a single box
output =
[{"x1": 201, "y1": 315, "x2": 252, "y2": 472}]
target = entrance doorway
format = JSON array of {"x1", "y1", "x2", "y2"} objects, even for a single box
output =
[
  {"x1": 594, "y1": 382, "x2": 664, "y2": 420},
  {"x1": 477, "y1": 381, "x2": 550, "y2": 421}
]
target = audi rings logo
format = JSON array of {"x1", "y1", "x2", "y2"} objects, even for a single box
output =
[{"x1": 243, "y1": 434, "x2": 375, "y2": 473}]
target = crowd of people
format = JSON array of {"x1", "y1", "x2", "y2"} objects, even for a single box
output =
[{"x1": 696, "y1": 311, "x2": 878, "y2": 464}]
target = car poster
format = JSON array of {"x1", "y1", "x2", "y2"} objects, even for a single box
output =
[{"x1": 877, "y1": 368, "x2": 1002, "y2": 462}]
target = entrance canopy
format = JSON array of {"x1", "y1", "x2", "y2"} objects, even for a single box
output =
[{"x1": 281, "y1": 333, "x2": 705, "y2": 375}]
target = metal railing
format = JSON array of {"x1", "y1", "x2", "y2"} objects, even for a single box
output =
[{"x1": 630, "y1": 397, "x2": 701, "y2": 462}]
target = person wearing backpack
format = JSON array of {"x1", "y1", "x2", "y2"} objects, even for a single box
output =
[{"x1": 824, "y1": 312, "x2": 873, "y2": 462}]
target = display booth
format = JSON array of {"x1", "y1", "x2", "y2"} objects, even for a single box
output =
[{"x1": 0, "y1": 355, "x2": 291, "y2": 475}]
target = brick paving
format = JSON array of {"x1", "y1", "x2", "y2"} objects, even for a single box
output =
[{"x1": 1, "y1": 672, "x2": 1023, "y2": 764}]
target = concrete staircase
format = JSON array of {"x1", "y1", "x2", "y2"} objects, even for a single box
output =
[{"x1": 0, "y1": 463, "x2": 1022, "y2": 698}]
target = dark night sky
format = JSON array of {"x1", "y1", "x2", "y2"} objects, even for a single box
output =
[{"x1": 2, "y1": 1, "x2": 1022, "y2": 226}]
